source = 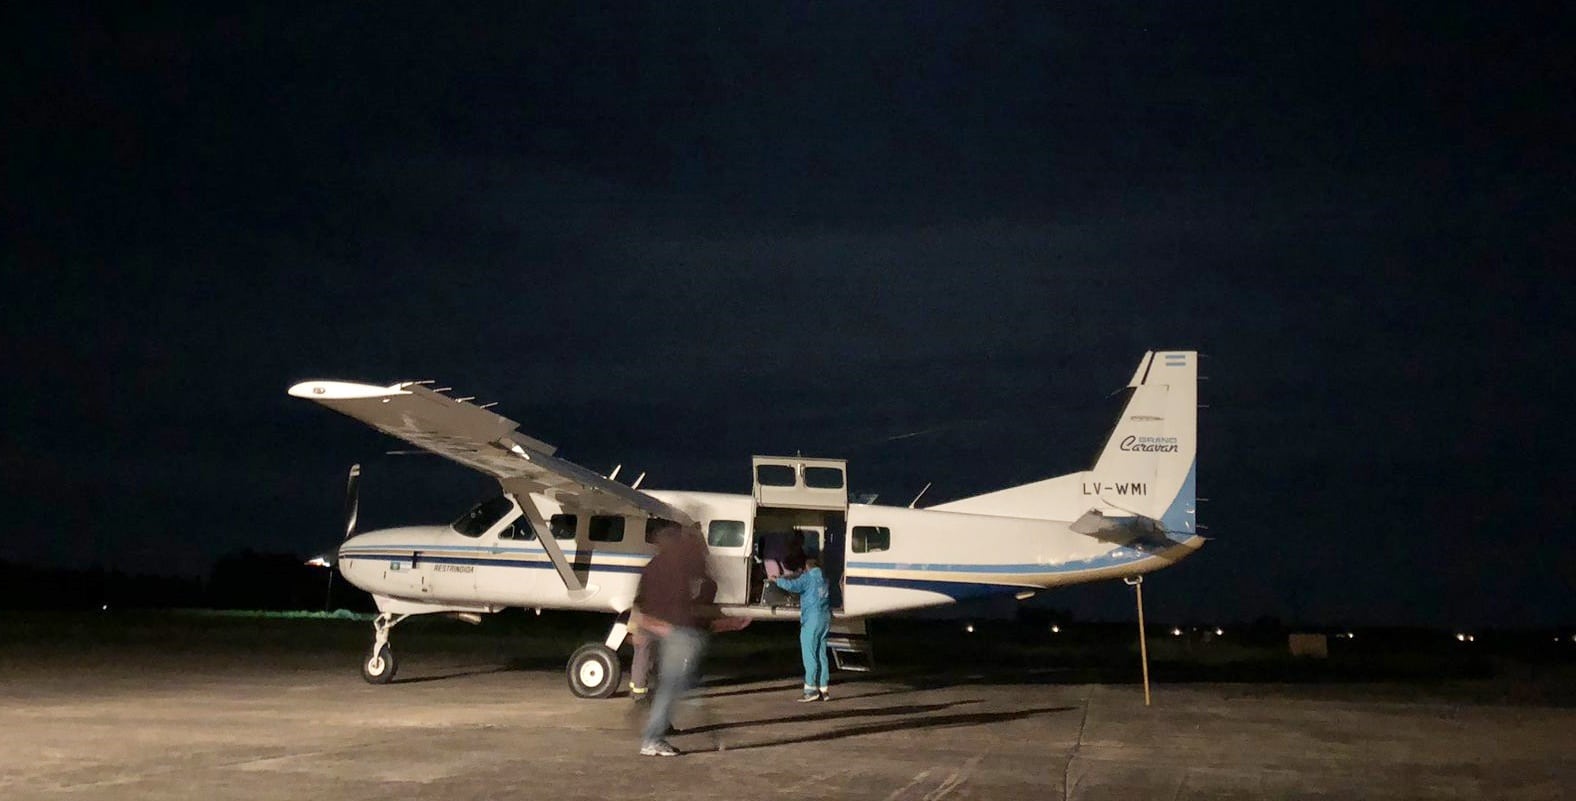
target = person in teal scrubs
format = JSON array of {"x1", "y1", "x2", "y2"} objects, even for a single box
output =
[{"x1": 774, "y1": 557, "x2": 831, "y2": 701}]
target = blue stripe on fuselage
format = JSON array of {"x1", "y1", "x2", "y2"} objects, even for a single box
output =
[
  {"x1": 845, "y1": 576, "x2": 1023, "y2": 600},
  {"x1": 340, "y1": 552, "x2": 647, "y2": 574}
]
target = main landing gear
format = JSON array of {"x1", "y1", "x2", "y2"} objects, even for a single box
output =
[
  {"x1": 361, "y1": 612, "x2": 408, "y2": 684},
  {"x1": 565, "y1": 612, "x2": 629, "y2": 699},
  {"x1": 358, "y1": 609, "x2": 631, "y2": 697}
]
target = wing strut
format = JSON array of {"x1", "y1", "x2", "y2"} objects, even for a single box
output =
[{"x1": 514, "y1": 496, "x2": 598, "y2": 602}]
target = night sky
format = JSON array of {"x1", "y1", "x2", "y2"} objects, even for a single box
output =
[{"x1": 7, "y1": 4, "x2": 1570, "y2": 627}]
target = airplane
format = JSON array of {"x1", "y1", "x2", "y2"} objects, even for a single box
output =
[{"x1": 287, "y1": 350, "x2": 1202, "y2": 697}]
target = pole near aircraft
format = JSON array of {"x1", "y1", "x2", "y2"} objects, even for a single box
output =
[{"x1": 1125, "y1": 575, "x2": 1152, "y2": 707}]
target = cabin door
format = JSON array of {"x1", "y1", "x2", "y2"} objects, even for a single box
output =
[{"x1": 751, "y1": 456, "x2": 849, "y2": 611}]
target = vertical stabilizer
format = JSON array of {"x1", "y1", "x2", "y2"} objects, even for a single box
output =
[
  {"x1": 1088, "y1": 351, "x2": 1196, "y2": 532},
  {"x1": 929, "y1": 351, "x2": 1197, "y2": 540}
]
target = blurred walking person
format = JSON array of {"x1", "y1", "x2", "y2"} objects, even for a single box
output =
[{"x1": 633, "y1": 519, "x2": 713, "y2": 756}]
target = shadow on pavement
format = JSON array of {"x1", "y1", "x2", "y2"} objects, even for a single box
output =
[
  {"x1": 704, "y1": 705, "x2": 1076, "y2": 752},
  {"x1": 683, "y1": 699, "x2": 983, "y2": 736},
  {"x1": 390, "y1": 665, "x2": 513, "y2": 684}
]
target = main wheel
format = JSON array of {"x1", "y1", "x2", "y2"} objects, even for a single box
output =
[
  {"x1": 362, "y1": 644, "x2": 397, "y2": 684},
  {"x1": 567, "y1": 643, "x2": 621, "y2": 699}
]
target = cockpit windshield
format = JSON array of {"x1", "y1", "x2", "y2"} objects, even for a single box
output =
[{"x1": 452, "y1": 495, "x2": 516, "y2": 538}]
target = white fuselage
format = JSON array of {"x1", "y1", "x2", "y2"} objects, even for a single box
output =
[{"x1": 338, "y1": 489, "x2": 1202, "y2": 620}]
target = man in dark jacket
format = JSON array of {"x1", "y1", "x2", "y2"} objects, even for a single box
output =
[{"x1": 634, "y1": 519, "x2": 713, "y2": 756}]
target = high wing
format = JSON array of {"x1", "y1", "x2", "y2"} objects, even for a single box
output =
[{"x1": 288, "y1": 380, "x2": 693, "y2": 525}]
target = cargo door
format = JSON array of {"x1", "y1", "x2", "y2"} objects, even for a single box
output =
[{"x1": 752, "y1": 456, "x2": 848, "y2": 610}]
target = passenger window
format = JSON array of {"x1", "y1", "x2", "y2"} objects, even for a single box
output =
[
  {"x1": 852, "y1": 525, "x2": 891, "y2": 553},
  {"x1": 804, "y1": 466, "x2": 844, "y2": 489},
  {"x1": 756, "y1": 464, "x2": 796, "y2": 487},
  {"x1": 796, "y1": 528, "x2": 822, "y2": 557},
  {"x1": 549, "y1": 514, "x2": 578, "y2": 540},
  {"x1": 589, "y1": 515, "x2": 625, "y2": 542},
  {"x1": 707, "y1": 519, "x2": 746, "y2": 548},
  {"x1": 644, "y1": 519, "x2": 664, "y2": 544}
]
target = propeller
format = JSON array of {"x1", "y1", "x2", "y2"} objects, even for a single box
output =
[
  {"x1": 308, "y1": 463, "x2": 360, "y2": 612},
  {"x1": 342, "y1": 463, "x2": 361, "y2": 541}
]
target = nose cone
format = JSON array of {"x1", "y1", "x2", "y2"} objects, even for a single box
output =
[{"x1": 336, "y1": 526, "x2": 450, "y2": 594}]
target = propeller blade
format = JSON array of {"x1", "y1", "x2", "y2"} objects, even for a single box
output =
[{"x1": 343, "y1": 463, "x2": 361, "y2": 540}]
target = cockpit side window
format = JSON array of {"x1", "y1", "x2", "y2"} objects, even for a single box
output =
[
  {"x1": 500, "y1": 522, "x2": 532, "y2": 540},
  {"x1": 452, "y1": 496, "x2": 516, "y2": 538}
]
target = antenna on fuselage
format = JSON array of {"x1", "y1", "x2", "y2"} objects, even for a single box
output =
[
  {"x1": 908, "y1": 482, "x2": 932, "y2": 509},
  {"x1": 631, "y1": 472, "x2": 646, "y2": 489},
  {"x1": 607, "y1": 464, "x2": 622, "y2": 481}
]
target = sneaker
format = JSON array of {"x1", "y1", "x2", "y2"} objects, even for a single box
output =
[
  {"x1": 640, "y1": 739, "x2": 680, "y2": 757},
  {"x1": 818, "y1": 690, "x2": 831, "y2": 701},
  {"x1": 797, "y1": 693, "x2": 820, "y2": 703}
]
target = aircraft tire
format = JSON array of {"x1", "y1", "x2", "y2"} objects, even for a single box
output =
[
  {"x1": 362, "y1": 644, "x2": 397, "y2": 684},
  {"x1": 567, "y1": 643, "x2": 621, "y2": 699}
]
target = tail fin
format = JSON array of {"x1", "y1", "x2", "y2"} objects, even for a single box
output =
[
  {"x1": 930, "y1": 350, "x2": 1197, "y2": 540},
  {"x1": 1088, "y1": 350, "x2": 1196, "y2": 527}
]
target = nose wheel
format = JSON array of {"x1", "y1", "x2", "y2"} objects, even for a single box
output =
[
  {"x1": 567, "y1": 643, "x2": 621, "y2": 698},
  {"x1": 361, "y1": 613, "x2": 408, "y2": 685},
  {"x1": 362, "y1": 644, "x2": 397, "y2": 684}
]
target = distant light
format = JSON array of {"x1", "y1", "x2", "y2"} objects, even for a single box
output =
[
  {"x1": 1570, "y1": 634, "x2": 1575, "y2": 644},
  {"x1": 306, "y1": 556, "x2": 332, "y2": 568},
  {"x1": 1171, "y1": 627, "x2": 1183, "y2": 637},
  {"x1": 1456, "y1": 633, "x2": 1475, "y2": 643},
  {"x1": 1214, "y1": 627, "x2": 1224, "y2": 636},
  {"x1": 1347, "y1": 632, "x2": 1356, "y2": 639},
  {"x1": 1456, "y1": 633, "x2": 1466, "y2": 642},
  {"x1": 1050, "y1": 625, "x2": 1061, "y2": 634},
  {"x1": 101, "y1": 604, "x2": 108, "y2": 612},
  {"x1": 964, "y1": 623, "x2": 975, "y2": 634}
]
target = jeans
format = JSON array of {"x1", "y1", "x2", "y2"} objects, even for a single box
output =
[
  {"x1": 629, "y1": 635, "x2": 655, "y2": 693},
  {"x1": 642, "y1": 625, "x2": 707, "y2": 743}
]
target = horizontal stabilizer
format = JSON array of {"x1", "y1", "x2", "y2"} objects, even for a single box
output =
[{"x1": 1069, "y1": 508, "x2": 1177, "y2": 551}]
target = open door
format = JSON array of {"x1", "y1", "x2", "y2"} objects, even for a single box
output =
[
  {"x1": 751, "y1": 456, "x2": 848, "y2": 610},
  {"x1": 753, "y1": 456, "x2": 848, "y2": 510}
]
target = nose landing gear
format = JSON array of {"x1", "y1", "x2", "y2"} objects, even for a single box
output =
[{"x1": 361, "y1": 612, "x2": 408, "y2": 684}]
